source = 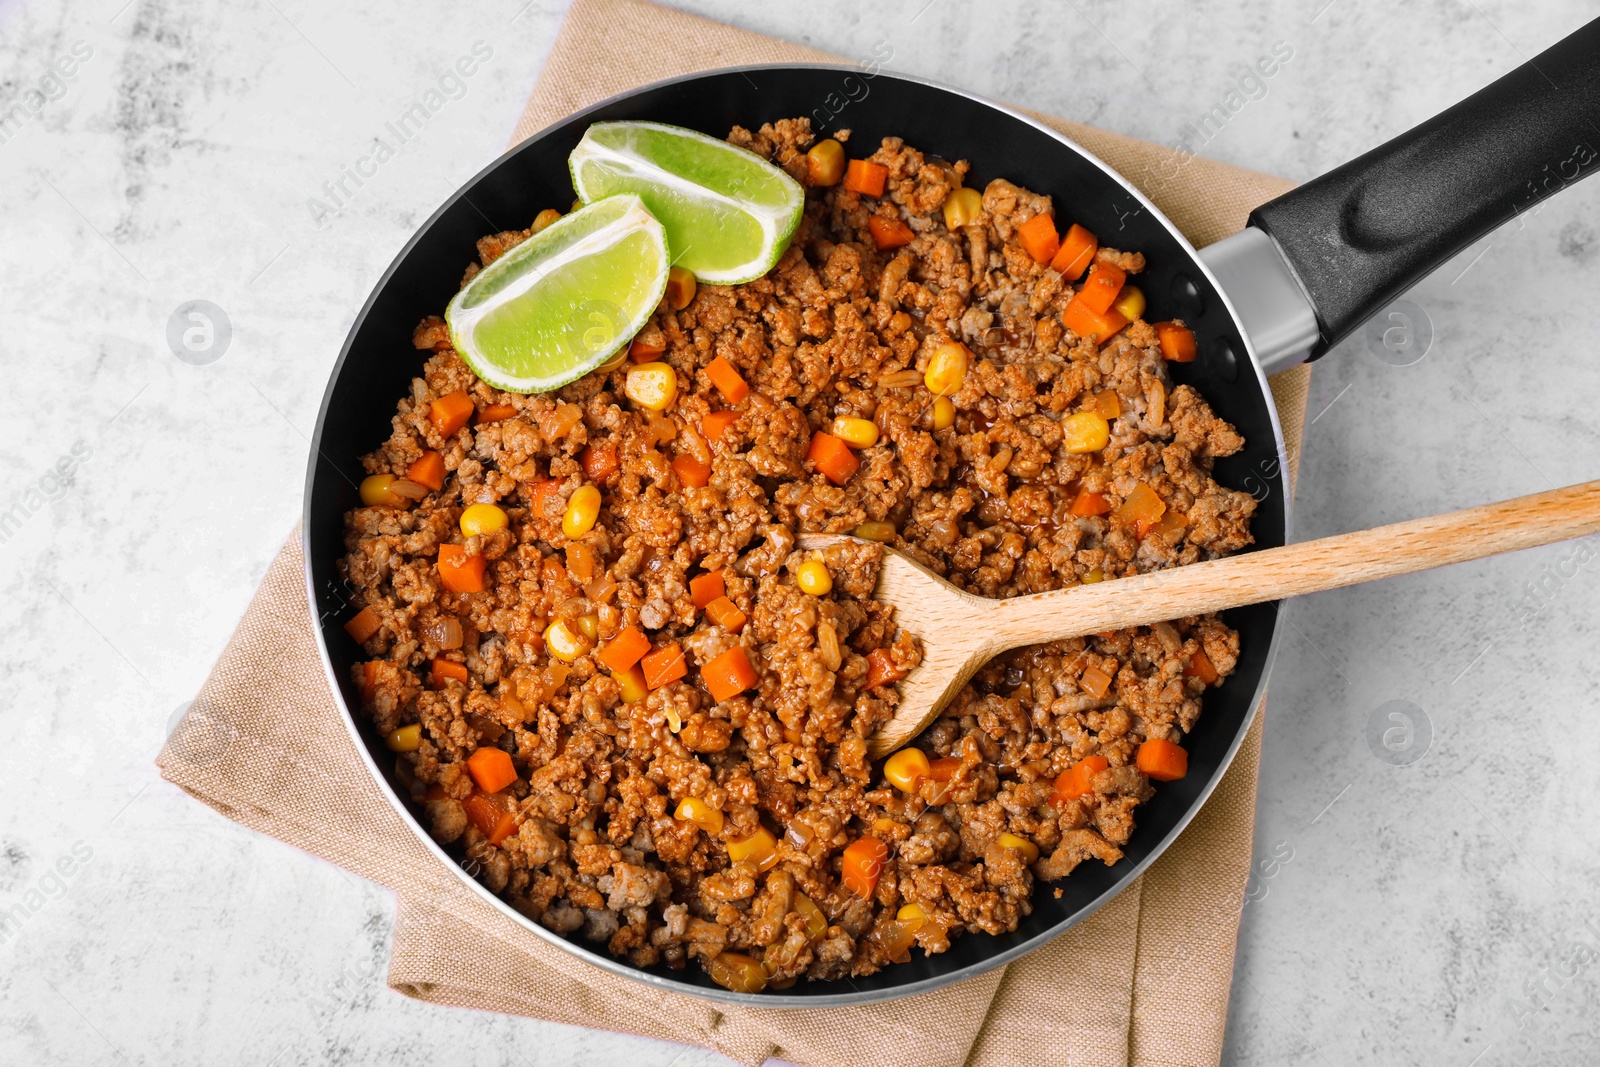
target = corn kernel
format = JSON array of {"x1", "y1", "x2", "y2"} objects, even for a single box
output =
[
  {"x1": 997, "y1": 831, "x2": 1040, "y2": 863},
  {"x1": 932, "y1": 396, "x2": 955, "y2": 430},
  {"x1": 459, "y1": 502, "x2": 508, "y2": 537},
  {"x1": 1112, "y1": 284, "x2": 1145, "y2": 322},
  {"x1": 624, "y1": 361, "x2": 678, "y2": 411},
  {"x1": 727, "y1": 827, "x2": 779, "y2": 871},
  {"x1": 385, "y1": 724, "x2": 421, "y2": 752},
  {"x1": 707, "y1": 951, "x2": 767, "y2": 994},
  {"x1": 883, "y1": 748, "x2": 931, "y2": 793},
  {"x1": 576, "y1": 613, "x2": 599, "y2": 640},
  {"x1": 942, "y1": 186, "x2": 983, "y2": 230},
  {"x1": 1061, "y1": 411, "x2": 1111, "y2": 454},
  {"x1": 924, "y1": 341, "x2": 970, "y2": 397},
  {"x1": 666, "y1": 266, "x2": 697, "y2": 311},
  {"x1": 852, "y1": 521, "x2": 896, "y2": 543},
  {"x1": 531, "y1": 208, "x2": 563, "y2": 233},
  {"x1": 794, "y1": 893, "x2": 829, "y2": 939},
  {"x1": 544, "y1": 619, "x2": 585, "y2": 662},
  {"x1": 562, "y1": 484, "x2": 602, "y2": 538},
  {"x1": 795, "y1": 559, "x2": 833, "y2": 596},
  {"x1": 896, "y1": 903, "x2": 929, "y2": 932},
  {"x1": 359, "y1": 474, "x2": 409, "y2": 508},
  {"x1": 806, "y1": 138, "x2": 846, "y2": 186},
  {"x1": 675, "y1": 796, "x2": 725, "y2": 835},
  {"x1": 612, "y1": 667, "x2": 648, "y2": 703},
  {"x1": 830, "y1": 416, "x2": 879, "y2": 449},
  {"x1": 1083, "y1": 568, "x2": 1104, "y2": 583}
]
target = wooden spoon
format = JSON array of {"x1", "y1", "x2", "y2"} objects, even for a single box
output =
[{"x1": 801, "y1": 479, "x2": 1600, "y2": 758}]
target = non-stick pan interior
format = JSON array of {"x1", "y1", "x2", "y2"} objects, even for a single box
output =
[{"x1": 305, "y1": 65, "x2": 1288, "y2": 1004}]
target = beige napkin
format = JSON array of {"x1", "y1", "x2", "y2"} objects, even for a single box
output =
[{"x1": 158, "y1": 1, "x2": 1311, "y2": 1063}]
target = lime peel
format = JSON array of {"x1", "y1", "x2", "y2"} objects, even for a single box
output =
[
  {"x1": 445, "y1": 194, "x2": 668, "y2": 394},
  {"x1": 569, "y1": 121, "x2": 805, "y2": 285}
]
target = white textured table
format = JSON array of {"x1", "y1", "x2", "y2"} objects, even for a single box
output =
[{"x1": 2, "y1": 1, "x2": 1597, "y2": 1064}]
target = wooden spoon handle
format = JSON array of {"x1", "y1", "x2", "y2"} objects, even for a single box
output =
[{"x1": 989, "y1": 479, "x2": 1600, "y2": 650}]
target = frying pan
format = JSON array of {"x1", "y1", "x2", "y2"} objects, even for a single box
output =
[{"x1": 302, "y1": 20, "x2": 1600, "y2": 1006}]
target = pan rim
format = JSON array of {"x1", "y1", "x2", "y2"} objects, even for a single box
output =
[{"x1": 302, "y1": 61, "x2": 1292, "y2": 1008}]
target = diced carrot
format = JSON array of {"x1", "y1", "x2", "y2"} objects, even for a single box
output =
[
  {"x1": 565, "y1": 543, "x2": 596, "y2": 582},
  {"x1": 1115, "y1": 484, "x2": 1167, "y2": 534},
  {"x1": 1017, "y1": 214, "x2": 1060, "y2": 264},
  {"x1": 703, "y1": 410, "x2": 739, "y2": 441},
  {"x1": 864, "y1": 648, "x2": 909, "y2": 689},
  {"x1": 806, "y1": 432, "x2": 859, "y2": 486},
  {"x1": 843, "y1": 158, "x2": 888, "y2": 197},
  {"x1": 477, "y1": 403, "x2": 517, "y2": 424},
  {"x1": 867, "y1": 215, "x2": 915, "y2": 249},
  {"x1": 355, "y1": 660, "x2": 380, "y2": 701},
  {"x1": 841, "y1": 837, "x2": 888, "y2": 897},
  {"x1": 1051, "y1": 755, "x2": 1110, "y2": 803},
  {"x1": 1050, "y1": 223, "x2": 1097, "y2": 279},
  {"x1": 598, "y1": 625, "x2": 651, "y2": 673},
  {"x1": 690, "y1": 571, "x2": 725, "y2": 610},
  {"x1": 1185, "y1": 649, "x2": 1221, "y2": 685},
  {"x1": 1068, "y1": 489, "x2": 1112, "y2": 517},
  {"x1": 1136, "y1": 737, "x2": 1189, "y2": 782},
  {"x1": 466, "y1": 747, "x2": 518, "y2": 793},
  {"x1": 703, "y1": 646, "x2": 759, "y2": 703},
  {"x1": 1094, "y1": 390, "x2": 1121, "y2": 420},
  {"x1": 921, "y1": 756, "x2": 960, "y2": 803},
  {"x1": 429, "y1": 390, "x2": 475, "y2": 436},
  {"x1": 1078, "y1": 263, "x2": 1127, "y2": 315},
  {"x1": 629, "y1": 336, "x2": 666, "y2": 363},
  {"x1": 672, "y1": 453, "x2": 711, "y2": 489},
  {"x1": 1156, "y1": 321, "x2": 1198, "y2": 362},
  {"x1": 580, "y1": 442, "x2": 619, "y2": 482},
  {"x1": 437, "y1": 544, "x2": 486, "y2": 593},
  {"x1": 704, "y1": 596, "x2": 747, "y2": 634},
  {"x1": 462, "y1": 790, "x2": 518, "y2": 845},
  {"x1": 518, "y1": 625, "x2": 546, "y2": 655},
  {"x1": 430, "y1": 657, "x2": 469, "y2": 688},
  {"x1": 1079, "y1": 665, "x2": 1113, "y2": 699},
  {"x1": 641, "y1": 642, "x2": 689, "y2": 689},
  {"x1": 406, "y1": 451, "x2": 446, "y2": 491},
  {"x1": 1061, "y1": 293, "x2": 1128, "y2": 345},
  {"x1": 343, "y1": 606, "x2": 381, "y2": 643},
  {"x1": 704, "y1": 356, "x2": 749, "y2": 403}
]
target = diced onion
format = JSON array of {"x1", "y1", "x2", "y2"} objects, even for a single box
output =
[
  {"x1": 422, "y1": 616, "x2": 464, "y2": 650},
  {"x1": 389, "y1": 478, "x2": 431, "y2": 500}
]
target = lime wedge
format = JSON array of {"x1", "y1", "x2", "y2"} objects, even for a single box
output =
[
  {"x1": 569, "y1": 121, "x2": 805, "y2": 285},
  {"x1": 445, "y1": 194, "x2": 668, "y2": 393}
]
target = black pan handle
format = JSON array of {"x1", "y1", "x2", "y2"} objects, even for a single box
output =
[{"x1": 1248, "y1": 17, "x2": 1600, "y2": 360}]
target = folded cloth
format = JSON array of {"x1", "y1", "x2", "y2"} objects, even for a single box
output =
[{"x1": 159, "y1": 1, "x2": 1311, "y2": 1062}]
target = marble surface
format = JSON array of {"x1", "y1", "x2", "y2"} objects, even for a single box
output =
[{"x1": 3, "y1": 0, "x2": 1598, "y2": 1063}]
